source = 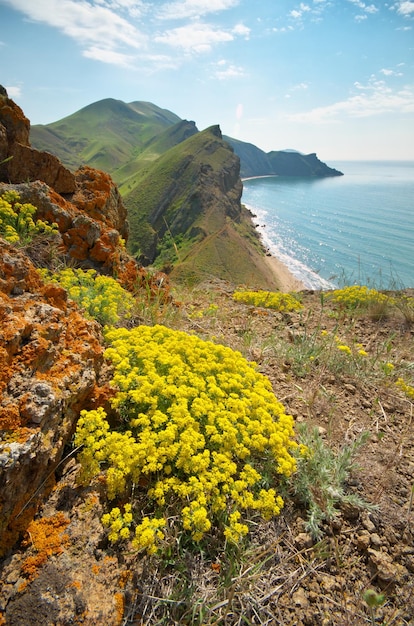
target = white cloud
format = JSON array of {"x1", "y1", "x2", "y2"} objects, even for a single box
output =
[
  {"x1": 157, "y1": 0, "x2": 239, "y2": 20},
  {"x1": 155, "y1": 22, "x2": 234, "y2": 53},
  {"x1": 395, "y1": 1, "x2": 414, "y2": 16},
  {"x1": 347, "y1": 0, "x2": 379, "y2": 14},
  {"x1": 83, "y1": 46, "x2": 136, "y2": 67},
  {"x1": 5, "y1": 85, "x2": 22, "y2": 98},
  {"x1": 211, "y1": 60, "x2": 245, "y2": 80},
  {"x1": 380, "y1": 68, "x2": 403, "y2": 76},
  {"x1": 232, "y1": 23, "x2": 250, "y2": 38},
  {"x1": 288, "y1": 79, "x2": 414, "y2": 124},
  {"x1": 1, "y1": 0, "x2": 147, "y2": 65}
]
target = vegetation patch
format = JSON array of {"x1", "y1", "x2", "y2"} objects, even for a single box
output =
[
  {"x1": 0, "y1": 190, "x2": 58, "y2": 245},
  {"x1": 233, "y1": 289, "x2": 303, "y2": 312},
  {"x1": 74, "y1": 325, "x2": 298, "y2": 553},
  {"x1": 40, "y1": 267, "x2": 136, "y2": 326}
]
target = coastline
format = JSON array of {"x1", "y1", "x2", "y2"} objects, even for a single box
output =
[{"x1": 264, "y1": 252, "x2": 306, "y2": 292}]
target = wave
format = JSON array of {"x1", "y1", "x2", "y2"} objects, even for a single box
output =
[{"x1": 247, "y1": 204, "x2": 336, "y2": 290}]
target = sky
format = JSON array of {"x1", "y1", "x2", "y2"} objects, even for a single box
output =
[{"x1": 1, "y1": 0, "x2": 414, "y2": 161}]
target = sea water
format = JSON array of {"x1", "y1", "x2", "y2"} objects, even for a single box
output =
[{"x1": 241, "y1": 161, "x2": 414, "y2": 290}]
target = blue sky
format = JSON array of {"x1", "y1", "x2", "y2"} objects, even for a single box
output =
[{"x1": 1, "y1": 0, "x2": 413, "y2": 160}]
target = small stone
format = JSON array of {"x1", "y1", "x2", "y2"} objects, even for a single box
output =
[
  {"x1": 356, "y1": 531, "x2": 371, "y2": 551},
  {"x1": 340, "y1": 501, "x2": 360, "y2": 520},
  {"x1": 294, "y1": 532, "x2": 313, "y2": 550},
  {"x1": 318, "y1": 573, "x2": 339, "y2": 593},
  {"x1": 362, "y1": 514, "x2": 376, "y2": 533},
  {"x1": 370, "y1": 533, "x2": 382, "y2": 547},
  {"x1": 368, "y1": 549, "x2": 398, "y2": 583},
  {"x1": 292, "y1": 587, "x2": 309, "y2": 609},
  {"x1": 344, "y1": 383, "x2": 356, "y2": 394}
]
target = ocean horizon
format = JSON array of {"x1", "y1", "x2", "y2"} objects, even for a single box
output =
[{"x1": 242, "y1": 160, "x2": 414, "y2": 291}]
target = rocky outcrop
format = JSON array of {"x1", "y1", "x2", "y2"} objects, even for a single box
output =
[
  {"x1": 0, "y1": 88, "x2": 76, "y2": 194},
  {"x1": 0, "y1": 86, "x2": 159, "y2": 293},
  {"x1": 0, "y1": 240, "x2": 105, "y2": 556}
]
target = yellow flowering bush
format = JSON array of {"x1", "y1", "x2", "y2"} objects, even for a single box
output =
[
  {"x1": 75, "y1": 325, "x2": 297, "y2": 552},
  {"x1": 233, "y1": 290, "x2": 303, "y2": 312},
  {"x1": 327, "y1": 285, "x2": 394, "y2": 311},
  {"x1": 0, "y1": 189, "x2": 58, "y2": 244},
  {"x1": 41, "y1": 267, "x2": 135, "y2": 326}
]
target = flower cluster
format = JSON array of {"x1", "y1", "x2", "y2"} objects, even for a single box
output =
[
  {"x1": 396, "y1": 377, "x2": 414, "y2": 400},
  {"x1": 101, "y1": 504, "x2": 133, "y2": 542},
  {"x1": 41, "y1": 267, "x2": 135, "y2": 326},
  {"x1": 233, "y1": 290, "x2": 303, "y2": 312},
  {"x1": 0, "y1": 189, "x2": 58, "y2": 244},
  {"x1": 75, "y1": 325, "x2": 297, "y2": 552},
  {"x1": 327, "y1": 286, "x2": 394, "y2": 310}
]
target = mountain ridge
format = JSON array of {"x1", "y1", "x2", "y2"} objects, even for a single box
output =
[{"x1": 30, "y1": 98, "x2": 343, "y2": 180}]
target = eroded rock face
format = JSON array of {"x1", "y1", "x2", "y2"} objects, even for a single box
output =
[
  {"x1": 0, "y1": 176, "x2": 129, "y2": 275},
  {"x1": 0, "y1": 240, "x2": 104, "y2": 556},
  {"x1": 0, "y1": 88, "x2": 76, "y2": 194}
]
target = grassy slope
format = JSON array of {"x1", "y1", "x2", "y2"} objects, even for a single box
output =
[{"x1": 30, "y1": 99, "x2": 182, "y2": 173}]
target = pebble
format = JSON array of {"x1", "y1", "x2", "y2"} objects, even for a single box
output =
[
  {"x1": 370, "y1": 533, "x2": 382, "y2": 547},
  {"x1": 294, "y1": 532, "x2": 314, "y2": 550},
  {"x1": 361, "y1": 514, "x2": 376, "y2": 533},
  {"x1": 292, "y1": 587, "x2": 309, "y2": 609},
  {"x1": 356, "y1": 531, "x2": 371, "y2": 550}
]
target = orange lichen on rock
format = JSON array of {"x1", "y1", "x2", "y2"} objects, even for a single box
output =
[
  {"x1": 72, "y1": 167, "x2": 128, "y2": 237},
  {"x1": 20, "y1": 512, "x2": 70, "y2": 582},
  {"x1": 114, "y1": 592, "x2": 125, "y2": 625},
  {"x1": 0, "y1": 240, "x2": 104, "y2": 556}
]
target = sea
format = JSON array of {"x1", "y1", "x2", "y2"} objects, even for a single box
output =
[{"x1": 241, "y1": 161, "x2": 414, "y2": 291}]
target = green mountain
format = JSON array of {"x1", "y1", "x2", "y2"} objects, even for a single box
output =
[
  {"x1": 31, "y1": 98, "x2": 182, "y2": 174},
  {"x1": 30, "y1": 98, "x2": 342, "y2": 285}
]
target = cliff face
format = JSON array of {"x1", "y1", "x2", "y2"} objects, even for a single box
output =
[
  {"x1": 0, "y1": 87, "x2": 76, "y2": 194},
  {"x1": 0, "y1": 91, "x2": 174, "y2": 625}
]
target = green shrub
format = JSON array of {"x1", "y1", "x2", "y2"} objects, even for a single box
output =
[{"x1": 292, "y1": 424, "x2": 374, "y2": 539}]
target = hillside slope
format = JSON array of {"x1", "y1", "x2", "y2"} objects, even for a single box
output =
[
  {"x1": 123, "y1": 124, "x2": 284, "y2": 288},
  {"x1": 31, "y1": 98, "x2": 182, "y2": 173}
]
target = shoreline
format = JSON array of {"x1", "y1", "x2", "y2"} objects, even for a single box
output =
[
  {"x1": 264, "y1": 252, "x2": 307, "y2": 292},
  {"x1": 241, "y1": 175, "x2": 279, "y2": 182}
]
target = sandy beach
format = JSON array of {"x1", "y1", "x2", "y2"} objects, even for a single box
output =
[{"x1": 264, "y1": 253, "x2": 306, "y2": 292}]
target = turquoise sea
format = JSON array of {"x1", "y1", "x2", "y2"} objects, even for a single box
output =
[{"x1": 242, "y1": 161, "x2": 414, "y2": 290}]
